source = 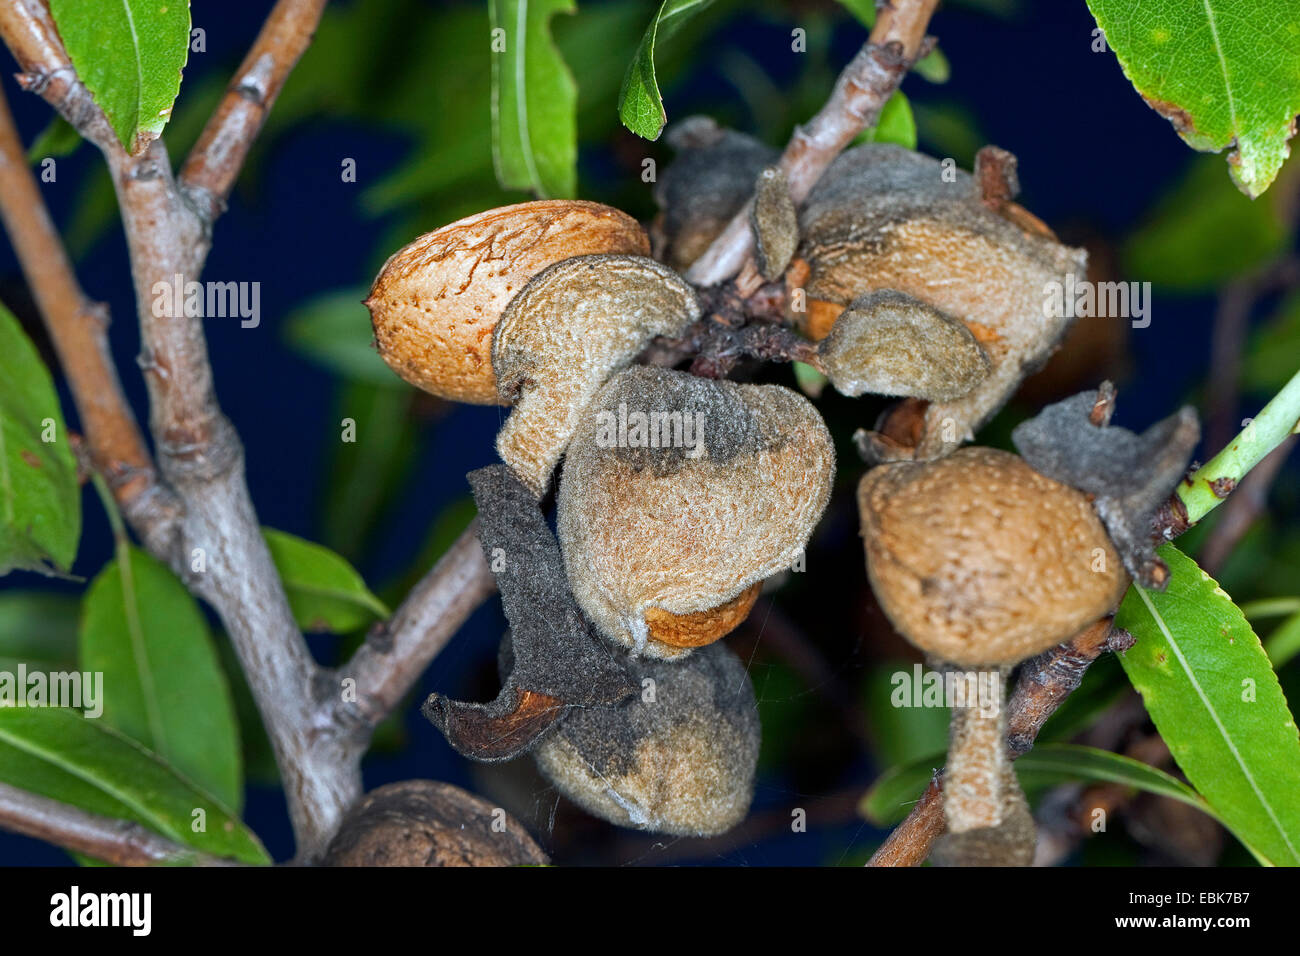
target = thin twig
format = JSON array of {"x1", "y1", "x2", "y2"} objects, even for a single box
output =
[
  {"x1": 1159, "y1": 366, "x2": 1300, "y2": 536},
  {"x1": 1205, "y1": 256, "x2": 1300, "y2": 453},
  {"x1": 179, "y1": 0, "x2": 329, "y2": 222},
  {"x1": 0, "y1": 0, "x2": 119, "y2": 150},
  {"x1": 1198, "y1": 435, "x2": 1299, "y2": 574},
  {"x1": 684, "y1": 0, "x2": 939, "y2": 287},
  {"x1": 343, "y1": 521, "x2": 496, "y2": 744},
  {"x1": 0, "y1": 781, "x2": 241, "y2": 866},
  {"x1": 0, "y1": 83, "x2": 172, "y2": 526},
  {"x1": 867, "y1": 619, "x2": 1126, "y2": 866}
]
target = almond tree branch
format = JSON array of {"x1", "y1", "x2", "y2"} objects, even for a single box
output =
[
  {"x1": 331, "y1": 0, "x2": 940, "y2": 794},
  {"x1": 867, "y1": 618, "x2": 1128, "y2": 866},
  {"x1": 0, "y1": 83, "x2": 173, "y2": 530},
  {"x1": 684, "y1": 0, "x2": 939, "y2": 288},
  {"x1": 178, "y1": 0, "x2": 328, "y2": 223},
  {"x1": 1, "y1": 1, "x2": 352, "y2": 861},
  {"x1": 0, "y1": 0, "x2": 118, "y2": 150},
  {"x1": 0, "y1": 782, "x2": 241, "y2": 866},
  {"x1": 340, "y1": 521, "x2": 496, "y2": 750}
]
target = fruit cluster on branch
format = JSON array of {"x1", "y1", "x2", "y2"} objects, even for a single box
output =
[{"x1": 364, "y1": 124, "x2": 1199, "y2": 858}]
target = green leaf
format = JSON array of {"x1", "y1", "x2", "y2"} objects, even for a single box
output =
[
  {"x1": 1264, "y1": 614, "x2": 1300, "y2": 671},
  {"x1": 860, "y1": 662, "x2": 950, "y2": 768},
  {"x1": 47, "y1": 0, "x2": 191, "y2": 153},
  {"x1": 861, "y1": 743, "x2": 1224, "y2": 829},
  {"x1": 1124, "y1": 156, "x2": 1292, "y2": 291},
  {"x1": 1085, "y1": 0, "x2": 1300, "y2": 197},
  {"x1": 489, "y1": 0, "x2": 578, "y2": 196},
  {"x1": 792, "y1": 360, "x2": 829, "y2": 400},
  {"x1": 1116, "y1": 544, "x2": 1300, "y2": 866},
  {"x1": 618, "y1": 0, "x2": 713, "y2": 140},
  {"x1": 854, "y1": 91, "x2": 917, "y2": 149},
  {"x1": 0, "y1": 592, "x2": 79, "y2": 669},
  {"x1": 79, "y1": 545, "x2": 242, "y2": 810},
  {"x1": 912, "y1": 46, "x2": 950, "y2": 84},
  {"x1": 320, "y1": 383, "x2": 417, "y2": 559},
  {"x1": 26, "y1": 116, "x2": 84, "y2": 164},
  {"x1": 283, "y1": 289, "x2": 405, "y2": 388},
  {"x1": 0, "y1": 305, "x2": 81, "y2": 576},
  {"x1": 1012, "y1": 744, "x2": 1215, "y2": 813},
  {"x1": 912, "y1": 101, "x2": 985, "y2": 168},
  {"x1": 263, "y1": 528, "x2": 389, "y2": 633},
  {"x1": 0, "y1": 707, "x2": 268, "y2": 864},
  {"x1": 213, "y1": 634, "x2": 278, "y2": 787}
]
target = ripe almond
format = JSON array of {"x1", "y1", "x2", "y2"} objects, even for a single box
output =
[{"x1": 366, "y1": 200, "x2": 649, "y2": 404}]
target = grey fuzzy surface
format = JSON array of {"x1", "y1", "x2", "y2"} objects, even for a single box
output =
[
  {"x1": 1012, "y1": 388, "x2": 1200, "y2": 587},
  {"x1": 655, "y1": 118, "x2": 778, "y2": 268},
  {"x1": 752, "y1": 166, "x2": 799, "y2": 280},
  {"x1": 422, "y1": 465, "x2": 634, "y2": 761},
  {"x1": 798, "y1": 144, "x2": 978, "y2": 249},
  {"x1": 818, "y1": 289, "x2": 991, "y2": 401},
  {"x1": 534, "y1": 641, "x2": 761, "y2": 836},
  {"x1": 796, "y1": 142, "x2": 1087, "y2": 459},
  {"x1": 595, "y1": 365, "x2": 770, "y2": 475}
]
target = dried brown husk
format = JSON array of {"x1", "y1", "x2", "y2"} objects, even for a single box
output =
[
  {"x1": 818, "y1": 289, "x2": 991, "y2": 402},
  {"x1": 323, "y1": 780, "x2": 548, "y2": 867},
  {"x1": 558, "y1": 366, "x2": 835, "y2": 659},
  {"x1": 534, "y1": 641, "x2": 760, "y2": 837},
  {"x1": 492, "y1": 255, "x2": 701, "y2": 495},
  {"x1": 798, "y1": 144, "x2": 1086, "y2": 458}
]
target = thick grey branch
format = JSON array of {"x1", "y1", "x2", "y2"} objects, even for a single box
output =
[{"x1": 2, "y1": 0, "x2": 353, "y2": 861}]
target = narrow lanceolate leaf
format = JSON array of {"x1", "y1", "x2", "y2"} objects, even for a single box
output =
[
  {"x1": 1264, "y1": 613, "x2": 1300, "y2": 671},
  {"x1": 80, "y1": 546, "x2": 242, "y2": 811},
  {"x1": 1086, "y1": 0, "x2": 1300, "y2": 197},
  {"x1": 0, "y1": 708, "x2": 268, "y2": 864},
  {"x1": 47, "y1": 0, "x2": 191, "y2": 153},
  {"x1": 1116, "y1": 544, "x2": 1300, "y2": 866},
  {"x1": 263, "y1": 528, "x2": 389, "y2": 633},
  {"x1": 26, "y1": 115, "x2": 84, "y2": 164},
  {"x1": 618, "y1": 0, "x2": 713, "y2": 140},
  {"x1": 1012, "y1": 744, "x2": 1216, "y2": 813},
  {"x1": 282, "y1": 289, "x2": 406, "y2": 389},
  {"x1": 489, "y1": 0, "x2": 577, "y2": 197},
  {"x1": 0, "y1": 305, "x2": 80, "y2": 576},
  {"x1": 859, "y1": 743, "x2": 1232, "y2": 832},
  {"x1": 1124, "y1": 156, "x2": 1293, "y2": 292}
]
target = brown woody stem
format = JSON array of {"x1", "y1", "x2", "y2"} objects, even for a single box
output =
[
  {"x1": 869, "y1": 619, "x2": 1124, "y2": 866},
  {"x1": 0, "y1": 781, "x2": 241, "y2": 866},
  {"x1": 0, "y1": 84, "x2": 169, "y2": 525},
  {"x1": 684, "y1": 0, "x2": 939, "y2": 287}
]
